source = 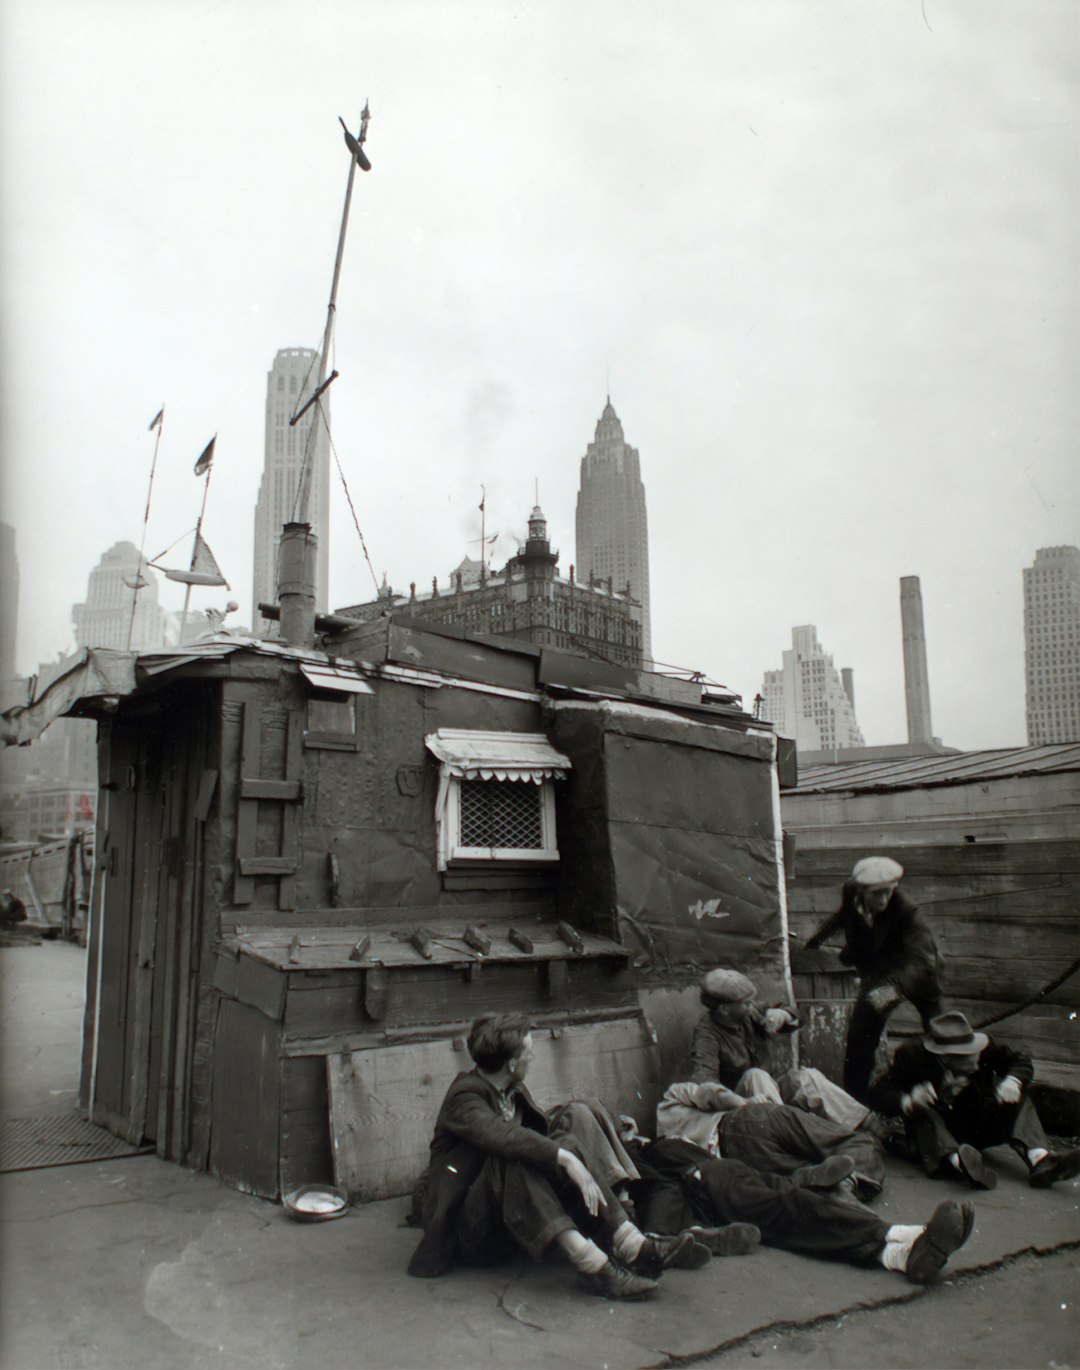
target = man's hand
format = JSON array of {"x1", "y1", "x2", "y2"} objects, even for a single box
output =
[
  {"x1": 995, "y1": 1075, "x2": 1023, "y2": 1104},
  {"x1": 763, "y1": 1007, "x2": 798, "y2": 1035},
  {"x1": 901, "y1": 1081, "x2": 938, "y2": 1115},
  {"x1": 865, "y1": 984, "x2": 902, "y2": 1013},
  {"x1": 557, "y1": 1149, "x2": 606, "y2": 1217}
]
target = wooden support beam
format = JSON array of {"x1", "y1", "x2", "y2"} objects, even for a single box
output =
[{"x1": 364, "y1": 962, "x2": 388, "y2": 1020}]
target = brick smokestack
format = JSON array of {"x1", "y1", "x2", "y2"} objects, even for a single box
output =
[{"x1": 900, "y1": 575, "x2": 933, "y2": 745}]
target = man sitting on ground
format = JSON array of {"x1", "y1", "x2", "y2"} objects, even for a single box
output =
[
  {"x1": 869, "y1": 1010, "x2": 1080, "y2": 1191},
  {"x1": 407, "y1": 1012, "x2": 710, "y2": 1299},
  {"x1": 692, "y1": 966, "x2": 889, "y2": 1138}
]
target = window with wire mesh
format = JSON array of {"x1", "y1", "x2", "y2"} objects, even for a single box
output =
[{"x1": 459, "y1": 778, "x2": 544, "y2": 850}]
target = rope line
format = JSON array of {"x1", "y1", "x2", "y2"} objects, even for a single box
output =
[{"x1": 318, "y1": 401, "x2": 380, "y2": 596}]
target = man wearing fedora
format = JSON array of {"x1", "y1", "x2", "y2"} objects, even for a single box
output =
[
  {"x1": 870, "y1": 1009, "x2": 1080, "y2": 1190},
  {"x1": 807, "y1": 856, "x2": 944, "y2": 1101}
]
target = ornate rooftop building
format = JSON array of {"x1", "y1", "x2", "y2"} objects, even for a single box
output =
[{"x1": 336, "y1": 505, "x2": 643, "y2": 669}]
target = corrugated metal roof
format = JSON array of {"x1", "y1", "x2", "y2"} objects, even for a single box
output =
[{"x1": 787, "y1": 743, "x2": 1080, "y2": 794}]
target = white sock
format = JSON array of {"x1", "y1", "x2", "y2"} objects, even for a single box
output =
[
  {"x1": 880, "y1": 1225, "x2": 924, "y2": 1272},
  {"x1": 557, "y1": 1230, "x2": 608, "y2": 1275},
  {"x1": 1027, "y1": 1147, "x2": 1049, "y2": 1167},
  {"x1": 612, "y1": 1221, "x2": 644, "y2": 1263}
]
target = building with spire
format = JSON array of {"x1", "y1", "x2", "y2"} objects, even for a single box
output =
[
  {"x1": 761, "y1": 625, "x2": 864, "y2": 754},
  {"x1": 575, "y1": 399, "x2": 652, "y2": 662},
  {"x1": 251, "y1": 348, "x2": 331, "y2": 633},
  {"x1": 1024, "y1": 545, "x2": 1080, "y2": 744},
  {"x1": 336, "y1": 504, "x2": 644, "y2": 669}
]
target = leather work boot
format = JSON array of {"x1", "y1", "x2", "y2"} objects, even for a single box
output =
[
  {"x1": 688, "y1": 1223, "x2": 762, "y2": 1256},
  {"x1": 956, "y1": 1143, "x2": 997, "y2": 1190},
  {"x1": 1029, "y1": 1148, "x2": 1080, "y2": 1188},
  {"x1": 578, "y1": 1260, "x2": 659, "y2": 1300},
  {"x1": 905, "y1": 1200, "x2": 976, "y2": 1284},
  {"x1": 632, "y1": 1229, "x2": 711, "y2": 1274},
  {"x1": 793, "y1": 1154, "x2": 855, "y2": 1190}
]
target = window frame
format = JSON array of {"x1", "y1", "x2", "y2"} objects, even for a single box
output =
[{"x1": 438, "y1": 773, "x2": 559, "y2": 868}]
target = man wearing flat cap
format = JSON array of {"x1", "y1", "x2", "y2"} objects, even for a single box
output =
[
  {"x1": 869, "y1": 1010, "x2": 1080, "y2": 1190},
  {"x1": 685, "y1": 965, "x2": 886, "y2": 1197},
  {"x1": 807, "y1": 856, "x2": 944, "y2": 1100}
]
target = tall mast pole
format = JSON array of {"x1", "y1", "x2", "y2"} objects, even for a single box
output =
[{"x1": 295, "y1": 102, "x2": 371, "y2": 525}]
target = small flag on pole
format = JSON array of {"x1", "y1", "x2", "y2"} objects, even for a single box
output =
[
  {"x1": 479, "y1": 487, "x2": 486, "y2": 513},
  {"x1": 194, "y1": 436, "x2": 216, "y2": 477},
  {"x1": 148, "y1": 408, "x2": 164, "y2": 432}
]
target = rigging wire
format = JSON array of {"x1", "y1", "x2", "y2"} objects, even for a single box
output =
[{"x1": 316, "y1": 398, "x2": 381, "y2": 597}]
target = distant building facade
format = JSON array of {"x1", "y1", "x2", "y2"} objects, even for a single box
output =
[
  {"x1": 0, "y1": 523, "x2": 17, "y2": 680},
  {"x1": 575, "y1": 399, "x2": 652, "y2": 661},
  {"x1": 72, "y1": 541, "x2": 166, "y2": 652},
  {"x1": 1024, "y1": 545, "x2": 1080, "y2": 745},
  {"x1": 252, "y1": 348, "x2": 331, "y2": 632},
  {"x1": 761, "y1": 625, "x2": 865, "y2": 753},
  {"x1": 337, "y1": 505, "x2": 644, "y2": 669}
]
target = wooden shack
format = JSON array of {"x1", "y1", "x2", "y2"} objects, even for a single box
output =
[
  {"x1": 4, "y1": 614, "x2": 791, "y2": 1201},
  {"x1": 783, "y1": 746, "x2": 1080, "y2": 1103}
]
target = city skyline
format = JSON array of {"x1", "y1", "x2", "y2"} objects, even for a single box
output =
[{"x1": 1, "y1": 2, "x2": 1076, "y2": 750}]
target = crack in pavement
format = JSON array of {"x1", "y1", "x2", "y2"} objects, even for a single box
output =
[
  {"x1": 495, "y1": 1280, "x2": 547, "y2": 1332},
  {"x1": 638, "y1": 1239, "x2": 1080, "y2": 1369}
]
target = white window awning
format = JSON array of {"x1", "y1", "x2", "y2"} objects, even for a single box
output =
[
  {"x1": 424, "y1": 728, "x2": 571, "y2": 783},
  {"x1": 300, "y1": 663, "x2": 375, "y2": 695}
]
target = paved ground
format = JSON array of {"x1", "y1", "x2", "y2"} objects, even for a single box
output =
[{"x1": 1, "y1": 942, "x2": 1078, "y2": 1370}]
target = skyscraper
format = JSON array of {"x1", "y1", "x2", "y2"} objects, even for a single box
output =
[
  {"x1": 1024, "y1": 545, "x2": 1080, "y2": 745},
  {"x1": 0, "y1": 523, "x2": 17, "y2": 680},
  {"x1": 575, "y1": 398, "x2": 651, "y2": 660},
  {"x1": 72, "y1": 541, "x2": 166, "y2": 651},
  {"x1": 900, "y1": 575, "x2": 934, "y2": 746},
  {"x1": 251, "y1": 348, "x2": 331, "y2": 632},
  {"x1": 761, "y1": 625, "x2": 865, "y2": 753}
]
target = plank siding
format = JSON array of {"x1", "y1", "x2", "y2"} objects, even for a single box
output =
[{"x1": 328, "y1": 1014, "x2": 659, "y2": 1201}]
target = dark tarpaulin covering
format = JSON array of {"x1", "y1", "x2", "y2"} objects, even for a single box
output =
[{"x1": 602, "y1": 730, "x2": 783, "y2": 979}]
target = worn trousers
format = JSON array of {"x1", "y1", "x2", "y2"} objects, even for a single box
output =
[
  {"x1": 720, "y1": 1102, "x2": 885, "y2": 1192},
  {"x1": 635, "y1": 1138, "x2": 890, "y2": 1267},
  {"x1": 907, "y1": 1093, "x2": 1049, "y2": 1175},
  {"x1": 843, "y1": 988, "x2": 943, "y2": 1102},
  {"x1": 457, "y1": 1100, "x2": 635, "y2": 1264}
]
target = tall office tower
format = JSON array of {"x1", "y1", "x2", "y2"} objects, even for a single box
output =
[
  {"x1": 252, "y1": 348, "x2": 331, "y2": 632},
  {"x1": 1024, "y1": 545, "x2": 1080, "y2": 744},
  {"x1": 761, "y1": 625, "x2": 865, "y2": 753},
  {"x1": 900, "y1": 575, "x2": 934, "y2": 746},
  {"x1": 72, "y1": 541, "x2": 166, "y2": 651},
  {"x1": 575, "y1": 398, "x2": 651, "y2": 660},
  {"x1": 0, "y1": 523, "x2": 17, "y2": 679}
]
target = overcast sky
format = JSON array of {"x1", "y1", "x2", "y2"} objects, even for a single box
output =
[{"x1": 1, "y1": 0, "x2": 1076, "y2": 749}]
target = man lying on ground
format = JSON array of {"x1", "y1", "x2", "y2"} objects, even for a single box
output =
[
  {"x1": 406, "y1": 1012, "x2": 710, "y2": 1299},
  {"x1": 869, "y1": 1010, "x2": 1080, "y2": 1191},
  {"x1": 691, "y1": 966, "x2": 893, "y2": 1140},
  {"x1": 659, "y1": 1078, "x2": 886, "y2": 1202},
  {"x1": 624, "y1": 1131, "x2": 974, "y2": 1286}
]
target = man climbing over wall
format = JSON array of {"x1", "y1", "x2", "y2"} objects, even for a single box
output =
[{"x1": 806, "y1": 856, "x2": 944, "y2": 1100}]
